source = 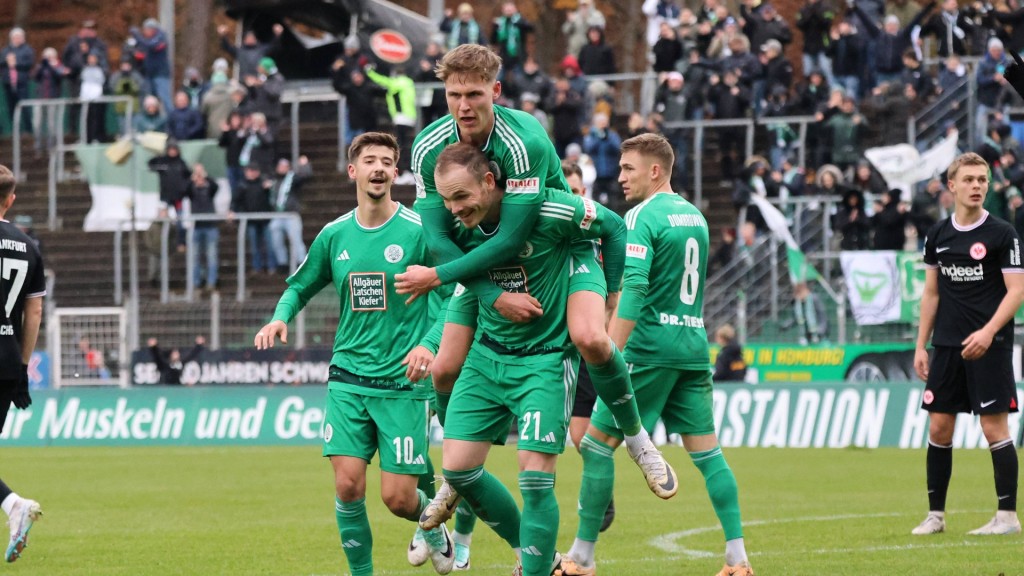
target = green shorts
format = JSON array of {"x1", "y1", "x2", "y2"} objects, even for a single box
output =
[
  {"x1": 322, "y1": 388, "x2": 431, "y2": 475},
  {"x1": 444, "y1": 346, "x2": 579, "y2": 454},
  {"x1": 569, "y1": 240, "x2": 607, "y2": 298},
  {"x1": 590, "y1": 364, "x2": 715, "y2": 438}
]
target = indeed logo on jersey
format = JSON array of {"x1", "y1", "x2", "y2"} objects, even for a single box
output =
[
  {"x1": 506, "y1": 178, "x2": 540, "y2": 195},
  {"x1": 488, "y1": 266, "x2": 528, "y2": 293},
  {"x1": 350, "y1": 273, "x2": 387, "y2": 310},
  {"x1": 939, "y1": 262, "x2": 985, "y2": 282},
  {"x1": 626, "y1": 243, "x2": 648, "y2": 260}
]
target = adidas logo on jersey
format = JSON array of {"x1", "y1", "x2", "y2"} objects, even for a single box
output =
[
  {"x1": 337, "y1": 250, "x2": 350, "y2": 261},
  {"x1": 541, "y1": 432, "x2": 558, "y2": 443},
  {"x1": 342, "y1": 539, "x2": 362, "y2": 548}
]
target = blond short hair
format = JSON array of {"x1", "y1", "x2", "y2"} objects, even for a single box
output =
[
  {"x1": 946, "y1": 152, "x2": 989, "y2": 182},
  {"x1": 435, "y1": 44, "x2": 502, "y2": 83},
  {"x1": 621, "y1": 133, "x2": 675, "y2": 176}
]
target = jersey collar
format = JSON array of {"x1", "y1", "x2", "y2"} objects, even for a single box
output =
[{"x1": 951, "y1": 209, "x2": 988, "y2": 232}]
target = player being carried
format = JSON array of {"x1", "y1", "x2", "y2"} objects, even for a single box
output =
[
  {"x1": 559, "y1": 135, "x2": 754, "y2": 576},
  {"x1": 912, "y1": 152, "x2": 1023, "y2": 536},
  {"x1": 0, "y1": 164, "x2": 46, "y2": 564},
  {"x1": 424, "y1": 142, "x2": 629, "y2": 576},
  {"x1": 395, "y1": 43, "x2": 675, "y2": 533},
  {"x1": 255, "y1": 133, "x2": 455, "y2": 575}
]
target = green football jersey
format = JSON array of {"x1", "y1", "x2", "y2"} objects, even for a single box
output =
[
  {"x1": 271, "y1": 204, "x2": 434, "y2": 398},
  {"x1": 618, "y1": 192, "x2": 711, "y2": 370},
  {"x1": 412, "y1": 104, "x2": 569, "y2": 210},
  {"x1": 453, "y1": 189, "x2": 621, "y2": 357}
]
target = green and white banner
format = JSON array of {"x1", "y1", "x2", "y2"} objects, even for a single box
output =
[
  {"x1": 2, "y1": 384, "x2": 1020, "y2": 449},
  {"x1": 840, "y1": 251, "x2": 902, "y2": 325},
  {"x1": 75, "y1": 139, "x2": 230, "y2": 232}
]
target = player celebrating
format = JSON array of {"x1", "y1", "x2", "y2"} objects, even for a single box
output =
[
  {"x1": 560, "y1": 134, "x2": 753, "y2": 576},
  {"x1": 399, "y1": 43, "x2": 673, "y2": 518},
  {"x1": 429, "y1": 143, "x2": 627, "y2": 576},
  {"x1": 912, "y1": 152, "x2": 1024, "y2": 536},
  {"x1": 0, "y1": 165, "x2": 46, "y2": 563},
  {"x1": 255, "y1": 133, "x2": 455, "y2": 575}
]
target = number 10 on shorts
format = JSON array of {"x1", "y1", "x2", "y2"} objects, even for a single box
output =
[{"x1": 393, "y1": 436, "x2": 415, "y2": 464}]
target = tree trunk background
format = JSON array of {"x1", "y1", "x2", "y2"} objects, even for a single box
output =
[
  {"x1": 13, "y1": 0, "x2": 31, "y2": 29},
  {"x1": 182, "y1": 0, "x2": 214, "y2": 74}
]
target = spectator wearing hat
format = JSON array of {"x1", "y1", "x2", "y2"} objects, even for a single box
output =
[
  {"x1": 218, "y1": 23, "x2": 284, "y2": 79},
  {"x1": 181, "y1": 67, "x2": 208, "y2": 109},
  {"x1": 759, "y1": 39, "x2": 793, "y2": 103},
  {"x1": 133, "y1": 95, "x2": 166, "y2": 134},
  {"x1": 167, "y1": 91, "x2": 205, "y2": 141},
  {"x1": 739, "y1": 1, "x2": 792, "y2": 56},
  {"x1": 130, "y1": 18, "x2": 173, "y2": 113},
  {"x1": 871, "y1": 188, "x2": 909, "y2": 250},
  {"x1": 201, "y1": 62, "x2": 234, "y2": 139},
  {"x1": 520, "y1": 92, "x2": 550, "y2": 134},
  {"x1": 655, "y1": 71, "x2": 695, "y2": 191},
  {"x1": 834, "y1": 187, "x2": 871, "y2": 250},
  {"x1": 245, "y1": 57, "x2": 285, "y2": 131},
  {"x1": 492, "y1": 2, "x2": 533, "y2": 71},
  {"x1": 441, "y1": 3, "x2": 488, "y2": 51},
  {"x1": 108, "y1": 58, "x2": 146, "y2": 136},
  {"x1": 562, "y1": 0, "x2": 607, "y2": 58}
]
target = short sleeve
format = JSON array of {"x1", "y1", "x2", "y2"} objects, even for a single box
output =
[{"x1": 1000, "y1": 226, "x2": 1024, "y2": 273}]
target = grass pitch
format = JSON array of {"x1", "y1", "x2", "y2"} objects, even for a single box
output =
[{"x1": 0, "y1": 445, "x2": 1020, "y2": 575}]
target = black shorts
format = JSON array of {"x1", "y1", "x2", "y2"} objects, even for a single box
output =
[
  {"x1": 922, "y1": 346, "x2": 1019, "y2": 415},
  {"x1": 572, "y1": 361, "x2": 597, "y2": 418}
]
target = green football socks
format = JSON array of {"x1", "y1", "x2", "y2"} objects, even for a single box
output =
[
  {"x1": 419, "y1": 454, "x2": 437, "y2": 499},
  {"x1": 691, "y1": 446, "x2": 743, "y2": 540},
  {"x1": 519, "y1": 471, "x2": 559, "y2": 576},
  {"x1": 335, "y1": 497, "x2": 373, "y2": 576},
  {"x1": 454, "y1": 499, "x2": 477, "y2": 536},
  {"x1": 575, "y1": 434, "x2": 616, "y2": 544},
  {"x1": 444, "y1": 466, "x2": 521, "y2": 547},
  {"x1": 587, "y1": 345, "x2": 642, "y2": 436}
]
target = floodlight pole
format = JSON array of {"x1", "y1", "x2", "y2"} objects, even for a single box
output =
[{"x1": 128, "y1": 135, "x2": 141, "y2": 355}]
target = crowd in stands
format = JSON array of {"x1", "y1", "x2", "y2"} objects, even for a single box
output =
[{"x1": 5, "y1": 0, "x2": 1024, "y2": 299}]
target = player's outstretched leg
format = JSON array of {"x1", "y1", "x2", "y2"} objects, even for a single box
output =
[
  {"x1": 2, "y1": 491, "x2": 41, "y2": 564},
  {"x1": 568, "y1": 293, "x2": 677, "y2": 498}
]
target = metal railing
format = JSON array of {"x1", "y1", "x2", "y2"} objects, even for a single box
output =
[
  {"x1": 907, "y1": 74, "x2": 974, "y2": 150},
  {"x1": 112, "y1": 212, "x2": 301, "y2": 305},
  {"x1": 280, "y1": 88, "x2": 349, "y2": 172},
  {"x1": 12, "y1": 95, "x2": 135, "y2": 183},
  {"x1": 661, "y1": 117, "x2": 755, "y2": 209}
]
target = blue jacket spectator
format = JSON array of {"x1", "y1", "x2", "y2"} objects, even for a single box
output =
[
  {"x1": 583, "y1": 112, "x2": 622, "y2": 208},
  {"x1": 166, "y1": 91, "x2": 206, "y2": 141}
]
